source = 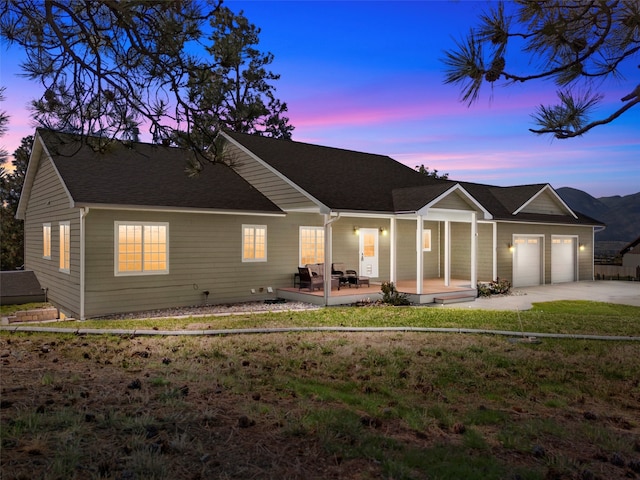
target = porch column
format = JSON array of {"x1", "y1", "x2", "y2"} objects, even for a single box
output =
[
  {"x1": 470, "y1": 212, "x2": 477, "y2": 287},
  {"x1": 492, "y1": 222, "x2": 497, "y2": 281},
  {"x1": 323, "y1": 214, "x2": 333, "y2": 306},
  {"x1": 389, "y1": 217, "x2": 397, "y2": 283},
  {"x1": 416, "y1": 215, "x2": 423, "y2": 295},
  {"x1": 444, "y1": 220, "x2": 451, "y2": 287}
]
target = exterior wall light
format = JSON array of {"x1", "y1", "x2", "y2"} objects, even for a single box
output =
[
  {"x1": 354, "y1": 226, "x2": 360, "y2": 235},
  {"x1": 508, "y1": 243, "x2": 515, "y2": 253},
  {"x1": 579, "y1": 244, "x2": 585, "y2": 252},
  {"x1": 380, "y1": 227, "x2": 387, "y2": 235}
]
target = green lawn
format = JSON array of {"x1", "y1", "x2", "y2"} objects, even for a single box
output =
[{"x1": 14, "y1": 300, "x2": 640, "y2": 337}]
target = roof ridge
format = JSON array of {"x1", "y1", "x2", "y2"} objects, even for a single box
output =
[{"x1": 224, "y1": 130, "x2": 397, "y2": 160}]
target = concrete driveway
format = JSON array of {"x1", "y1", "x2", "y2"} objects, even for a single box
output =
[{"x1": 442, "y1": 281, "x2": 640, "y2": 311}]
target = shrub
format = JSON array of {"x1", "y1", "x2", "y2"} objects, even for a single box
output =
[
  {"x1": 380, "y1": 282, "x2": 410, "y2": 306},
  {"x1": 477, "y1": 278, "x2": 511, "y2": 297}
]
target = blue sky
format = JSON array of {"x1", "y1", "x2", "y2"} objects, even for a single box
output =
[{"x1": 1, "y1": 0, "x2": 638, "y2": 197}]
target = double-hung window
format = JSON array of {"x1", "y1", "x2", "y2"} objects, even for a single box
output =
[
  {"x1": 59, "y1": 222, "x2": 70, "y2": 272},
  {"x1": 43, "y1": 223, "x2": 51, "y2": 259},
  {"x1": 299, "y1": 226, "x2": 324, "y2": 265},
  {"x1": 242, "y1": 225, "x2": 267, "y2": 262},
  {"x1": 115, "y1": 222, "x2": 168, "y2": 275}
]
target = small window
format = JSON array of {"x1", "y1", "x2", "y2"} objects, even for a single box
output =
[
  {"x1": 299, "y1": 227, "x2": 324, "y2": 265},
  {"x1": 115, "y1": 222, "x2": 168, "y2": 275},
  {"x1": 43, "y1": 223, "x2": 51, "y2": 259},
  {"x1": 243, "y1": 225, "x2": 267, "y2": 262},
  {"x1": 59, "y1": 222, "x2": 70, "y2": 273},
  {"x1": 422, "y1": 229, "x2": 432, "y2": 252}
]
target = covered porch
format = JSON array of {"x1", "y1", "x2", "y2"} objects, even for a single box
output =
[
  {"x1": 289, "y1": 183, "x2": 491, "y2": 307},
  {"x1": 277, "y1": 278, "x2": 476, "y2": 306}
]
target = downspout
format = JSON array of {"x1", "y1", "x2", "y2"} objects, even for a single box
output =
[
  {"x1": 323, "y1": 213, "x2": 341, "y2": 306},
  {"x1": 79, "y1": 207, "x2": 89, "y2": 320}
]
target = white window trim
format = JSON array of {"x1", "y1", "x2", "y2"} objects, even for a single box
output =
[
  {"x1": 114, "y1": 221, "x2": 169, "y2": 276},
  {"x1": 43, "y1": 223, "x2": 51, "y2": 259},
  {"x1": 422, "y1": 229, "x2": 432, "y2": 252},
  {"x1": 299, "y1": 226, "x2": 324, "y2": 266},
  {"x1": 242, "y1": 224, "x2": 267, "y2": 262},
  {"x1": 59, "y1": 221, "x2": 70, "y2": 273}
]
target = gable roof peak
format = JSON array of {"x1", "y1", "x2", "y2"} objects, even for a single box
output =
[{"x1": 20, "y1": 128, "x2": 282, "y2": 215}]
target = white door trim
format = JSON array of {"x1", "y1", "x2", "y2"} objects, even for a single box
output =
[{"x1": 359, "y1": 228, "x2": 379, "y2": 278}]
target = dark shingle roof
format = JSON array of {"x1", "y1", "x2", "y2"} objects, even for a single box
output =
[
  {"x1": 458, "y1": 182, "x2": 544, "y2": 217},
  {"x1": 38, "y1": 129, "x2": 282, "y2": 213},
  {"x1": 225, "y1": 131, "x2": 439, "y2": 212},
  {"x1": 35, "y1": 129, "x2": 604, "y2": 227},
  {"x1": 391, "y1": 183, "x2": 456, "y2": 212},
  {"x1": 225, "y1": 132, "x2": 603, "y2": 226},
  {"x1": 460, "y1": 181, "x2": 604, "y2": 225}
]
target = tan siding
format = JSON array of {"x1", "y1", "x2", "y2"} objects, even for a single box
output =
[
  {"x1": 450, "y1": 222, "x2": 471, "y2": 279},
  {"x1": 22, "y1": 154, "x2": 81, "y2": 317},
  {"x1": 331, "y1": 220, "x2": 364, "y2": 273},
  {"x1": 432, "y1": 192, "x2": 474, "y2": 211},
  {"x1": 331, "y1": 218, "x2": 390, "y2": 280},
  {"x1": 83, "y1": 211, "x2": 398, "y2": 316},
  {"x1": 422, "y1": 221, "x2": 440, "y2": 278},
  {"x1": 229, "y1": 145, "x2": 317, "y2": 210},
  {"x1": 477, "y1": 222, "x2": 494, "y2": 281},
  {"x1": 396, "y1": 219, "x2": 418, "y2": 281},
  {"x1": 496, "y1": 222, "x2": 594, "y2": 285},
  {"x1": 394, "y1": 219, "x2": 442, "y2": 281},
  {"x1": 84, "y1": 210, "x2": 315, "y2": 316},
  {"x1": 521, "y1": 192, "x2": 566, "y2": 215}
]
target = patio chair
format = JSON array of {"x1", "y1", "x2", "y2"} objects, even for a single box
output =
[
  {"x1": 332, "y1": 263, "x2": 354, "y2": 288},
  {"x1": 298, "y1": 267, "x2": 324, "y2": 292}
]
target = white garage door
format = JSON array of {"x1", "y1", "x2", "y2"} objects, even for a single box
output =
[
  {"x1": 551, "y1": 237, "x2": 576, "y2": 283},
  {"x1": 513, "y1": 236, "x2": 543, "y2": 287}
]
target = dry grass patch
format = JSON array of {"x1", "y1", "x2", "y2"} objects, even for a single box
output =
[{"x1": 2, "y1": 325, "x2": 639, "y2": 479}]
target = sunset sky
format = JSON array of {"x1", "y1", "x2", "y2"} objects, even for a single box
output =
[{"x1": 1, "y1": 1, "x2": 638, "y2": 197}]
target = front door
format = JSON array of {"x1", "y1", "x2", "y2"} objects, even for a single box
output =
[{"x1": 359, "y1": 228, "x2": 379, "y2": 278}]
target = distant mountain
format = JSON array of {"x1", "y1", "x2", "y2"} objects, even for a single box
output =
[{"x1": 556, "y1": 187, "x2": 640, "y2": 244}]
